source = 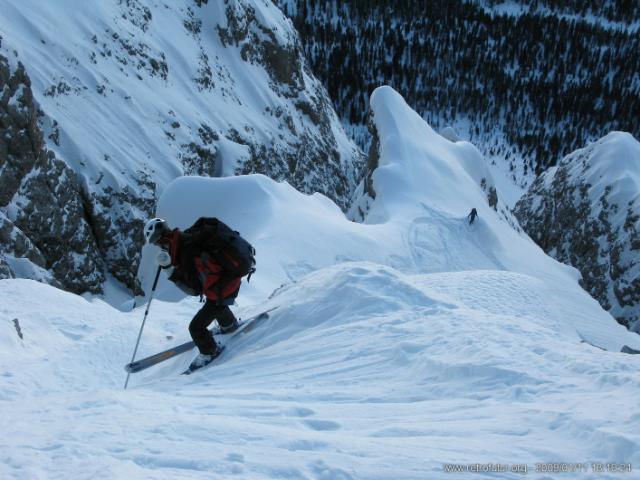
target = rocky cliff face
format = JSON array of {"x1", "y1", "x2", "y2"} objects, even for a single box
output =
[
  {"x1": 0, "y1": 50, "x2": 104, "y2": 293},
  {"x1": 514, "y1": 132, "x2": 640, "y2": 332},
  {"x1": 214, "y1": 0, "x2": 363, "y2": 204},
  {"x1": 0, "y1": 0, "x2": 364, "y2": 295}
]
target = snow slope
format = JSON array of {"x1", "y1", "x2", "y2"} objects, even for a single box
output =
[
  {"x1": 2, "y1": 86, "x2": 639, "y2": 479},
  {"x1": 0, "y1": 0, "x2": 360, "y2": 191},
  {"x1": 0, "y1": 0, "x2": 363, "y2": 292}
]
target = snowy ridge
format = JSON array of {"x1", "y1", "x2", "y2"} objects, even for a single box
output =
[
  {"x1": 2, "y1": 87, "x2": 640, "y2": 479},
  {"x1": 566, "y1": 132, "x2": 640, "y2": 223},
  {"x1": 355, "y1": 86, "x2": 499, "y2": 222}
]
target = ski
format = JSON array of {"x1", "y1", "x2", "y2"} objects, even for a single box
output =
[
  {"x1": 125, "y1": 334, "x2": 203, "y2": 373},
  {"x1": 181, "y1": 306, "x2": 274, "y2": 375},
  {"x1": 124, "y1": 308, "x2": 275, "y2": 374}
]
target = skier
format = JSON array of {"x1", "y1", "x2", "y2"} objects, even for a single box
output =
[
  {"x1": 467, "y1": 208, "x2": 478, "y2": 225},
  {"x1": 144, "y1": 218, "x2": 244, "y2": 370}
]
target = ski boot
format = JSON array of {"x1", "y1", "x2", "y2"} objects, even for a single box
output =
[
  {"x1": 219, "y1": 318, "x2": 239, "y2": 334},
  {"x1": 185, "y1": 339, "x2": 223, "y2": 374}
]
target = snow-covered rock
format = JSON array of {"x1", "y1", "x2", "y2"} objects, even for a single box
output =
[
  {"x1": 514, "y1": 132, "x2": 640, "y2": 332},
  {"x1": 0, "y1": 0, "x2": 364, "y2": 294},
  {"x1": 349, "y1": 86, "x2": 499, "y2": 223},
  {"x1": 0, "y1": 52, "x2": 104, "y2": 293}
]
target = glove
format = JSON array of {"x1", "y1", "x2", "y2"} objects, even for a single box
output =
[{"x1": 156, "y1": 250, "x2": 172, "y2": 268}]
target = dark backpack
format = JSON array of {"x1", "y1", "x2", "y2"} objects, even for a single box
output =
[{"x1": 183, "y1": 217, "x2": 256, "y2": 281}]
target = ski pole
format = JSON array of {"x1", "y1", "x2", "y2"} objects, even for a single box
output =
[{"x1": 124, "y1": 265, "x2": 162, "y2": 390}]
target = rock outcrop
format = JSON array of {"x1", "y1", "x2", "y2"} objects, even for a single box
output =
[
  {"x1": 514, "y1": 132, "x2": 640, "y2": 331},
  {"x1": 0, "y1": 51, "x2": 104, "y2": 292}
]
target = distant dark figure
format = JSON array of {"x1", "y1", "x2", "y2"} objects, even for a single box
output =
[{"x1": 468, "y1": 208, "x2": 478, "y2": 225}]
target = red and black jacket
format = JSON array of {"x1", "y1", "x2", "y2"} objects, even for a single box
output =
[{"x1": 164, "y1": 229, "x2": 241, "y2": 304}]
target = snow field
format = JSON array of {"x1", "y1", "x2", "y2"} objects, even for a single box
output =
[
  {"x1": 2, "y1": 85, "x2": 639, "y2": 479},
  {"x1": 2, "y1": 263, "x2": 640, "y2": 479}
]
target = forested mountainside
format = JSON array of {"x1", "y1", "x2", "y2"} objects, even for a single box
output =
[
  {"x1": 277, "y1": 0, "x2": 639, "y2": 180},
  {"x1": 483, "y1": 0, "x2": 640, "y2": 23}
]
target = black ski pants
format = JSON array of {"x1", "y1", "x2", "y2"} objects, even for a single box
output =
[{"x1": 189, "y1": 300, "x2": 237, "y2": 354}]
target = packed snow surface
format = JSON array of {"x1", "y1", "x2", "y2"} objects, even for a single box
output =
[{"x1": 2, "y1": 87, "x2": 639, "y2": 479}]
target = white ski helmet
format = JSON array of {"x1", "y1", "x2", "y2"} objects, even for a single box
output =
[{"x1": 144, "y1": 218, "x2": 169, "y2": 244}]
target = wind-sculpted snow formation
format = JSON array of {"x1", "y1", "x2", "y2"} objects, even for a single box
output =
[
  {"x1": 0, "y1": 0, "x2": 363, "y2": 295},
  {"x1": 3, "y1": 86, "x2": 640, "y2": 479},
  {"x1": 139, "y1": 87, "x2": 638, "y2": 353},
  {"x1": 515, "y1": 132, "x2": 640, "y2": 332},
  {"x1": 348, "y1": 86, "x2": 500, "y2": 223}
]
